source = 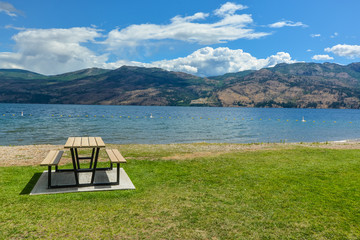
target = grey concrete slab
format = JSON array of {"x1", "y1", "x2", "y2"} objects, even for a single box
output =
[{"x1": 30, "y1": 168, "x2": 135, "y2": 195}]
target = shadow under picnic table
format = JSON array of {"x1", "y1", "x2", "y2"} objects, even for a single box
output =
[{"x1": 20, "y1": 172, "x2": 42, "y2": 195}]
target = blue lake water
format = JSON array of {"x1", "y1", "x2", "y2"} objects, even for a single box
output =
[{"x1": 1, "y1": 103, "x2": 360, "y2": 145}]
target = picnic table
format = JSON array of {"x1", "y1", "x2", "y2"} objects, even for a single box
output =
[{"x1": 41, "y1": 136, "x2": 126, "y2": 188}]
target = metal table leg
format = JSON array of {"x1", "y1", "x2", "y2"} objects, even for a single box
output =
[
  {"x1": 48, "y1": 166, "x2": 52, "y2": 188},
  {"x1": 89, "y1": 148, "x2": 95, "y2": 168},
  {"x1": 75, "y1": 148, "x2": 80, "y2": 169},
  {"x1": 70, "y1": 148, "x2": 79, "y2": 185},
  {"x1": 90, "y1": 147, "x2": 100, "y2": 184}
]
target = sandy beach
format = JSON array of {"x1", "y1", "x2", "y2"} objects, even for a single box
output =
[{"x1": 1, "y1": 141, "x2": 360, "y2": 167}]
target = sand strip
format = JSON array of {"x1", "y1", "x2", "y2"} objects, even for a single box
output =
[{"x1": 1, "y1": 141, "x2": 360, "y2": 167}]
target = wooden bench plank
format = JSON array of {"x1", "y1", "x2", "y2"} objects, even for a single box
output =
[
  {"x1": 95, "y1": 137, "x2": 105, "y2": 147},
  {"x1": 112, "y1": 149, "x2": 127, "y2": 163},
  {"x1": 81, "y1": 137, "x2": 90, "y2": 147},
  {"x1": 106, "y1": 149, "x2": 127, "y2": 163},
  {"x1": 41, "y1": 150, "x2": 57, "y2": 165},
  {"x1": 40, "y1": 150, "x2": 64, "y2": 166},
  {"x1": 73, "y1": 137, "x2": 82, "y2": 148},
  {"x1": 51, "y1": 150, "x2": 64, "y2": 166},
  {"x1": 89, "y1": 137, "x2": 97, "y2": 147},
  {"x1": 64, "y1": 137, "x2": 75, "y2": 148},
  {"x1": 106, "y1": 149, "x2": 117, "y2": 163}
]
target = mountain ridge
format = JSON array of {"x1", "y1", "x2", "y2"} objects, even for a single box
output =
[{"x1": 1, "y1": 62, "x2": 360, "y2": 108}]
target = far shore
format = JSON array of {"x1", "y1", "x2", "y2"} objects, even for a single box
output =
[{"x1": 1, "y1": 141, "x2": 360, "y2": 167}]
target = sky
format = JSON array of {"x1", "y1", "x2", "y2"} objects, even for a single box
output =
[{"x1": 0, "y1": 0, "x2": 359, "y2": 76}]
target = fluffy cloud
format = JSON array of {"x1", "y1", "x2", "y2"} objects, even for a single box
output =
[
  {"x1": 310, "y1": 33, "x2": 321, "y2": 38},
  {"x1": 0, "y1": 27, "x2": 107, "y2": 75},
  {"x1": 105, "y1": 2, "x2": 269, "y2": 49},
  {"x1": 269, "y1": 20, "x2": 307, "y2": 28},
  {"x1": 311, "y1": 54, "x2": 334, "y2": 60},
  {"x1": 119, "y1": 47, "x2": 296, "y2": 77},
  {"x1": 214, "y1": 2, "x2": 248, "y2": 16},
  {"x1": 0, "y1": 1, "x2": 21, "y2": 17},
  {"x1": 325, "y1": 44, "x2": 360, "y2": 58}
]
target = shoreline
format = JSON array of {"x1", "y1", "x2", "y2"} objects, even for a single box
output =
[{"x1": 1, "y1": 141, "x2": 360, "y2": 167}]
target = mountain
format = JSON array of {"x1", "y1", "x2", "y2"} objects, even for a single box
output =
[
  {"x1": 0, "y1": 66, "x2": 221, "y2": 106},
  {"x1": 216, "y1": 62, "x2": 360, "y2": 108},
  {"x1": 0, "y1": 69, "x2": 47, "y2": 80},
  {"x1": 48, "y1": 68, "x2": 112, "y2": 81},
  {"x1": 0, "y1": 62, "x2": 360, "y2": 108}
]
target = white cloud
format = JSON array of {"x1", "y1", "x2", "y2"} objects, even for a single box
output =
[
  {"x1": 155, "y1": 47, "x2": 296, "y2": 76},
  {"x1": 269, "y1": 20, "x2": 307, "y2": 28},
  {"x1": 310, "y1": 33, "x2": 321, "y2": 38},
  {"x1": 311, "y1": 54, "x2": 334, "y2": 60},
  {"x1": 0, "y1": 52, "x2": 23, "y2": 68},
  {"x1": 0, "y1": 1, "x2": 21, "y2": 17},
  {"x1": 214, "y1": 2, "x2": 248, "y2": 16},
  {"x1": 106, "y1": 47, "x2": 296, "y2": 77},
  {"x1": 325, "y1": 44, "x2": 360, "y2": 58},
  {"x1": 105, "y1": 2, "x2": 269, "y2": 49},
  {"x1": 0, "y1": 27, "x2": 108, "y2": 75},
  {"x1": 171, "y1": 12, "x2": 209, "y2": 23}
]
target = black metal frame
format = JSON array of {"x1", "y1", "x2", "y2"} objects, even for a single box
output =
[
  {"x1": 47, "y1": 147, "x2": 121, "y2": 189},
  {"x1": 74, "y1": 148, "x2": 96, "y2": 169}
]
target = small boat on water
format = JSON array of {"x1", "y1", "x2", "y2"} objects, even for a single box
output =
[
  {"x1": 302, "y1": 116, "x2": 306, "y2": 122},
  {"x1": 150, "y1": 113, "x2": 154, "y2": 118}
]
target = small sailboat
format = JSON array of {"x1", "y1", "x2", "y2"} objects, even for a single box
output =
[
  {"x1": 21, "y1": 111, "x2": 24, "y2": 117},
  {"x1": 302, "y1": 116, "x2": 306, "y2": 122},
  {"x1": 150, "y1": 113, "x2": 154, "y2": 119}
]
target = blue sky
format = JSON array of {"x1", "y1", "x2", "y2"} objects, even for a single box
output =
[{"x1": 0, "y1": 0, "x2": 359, "y2": 76}]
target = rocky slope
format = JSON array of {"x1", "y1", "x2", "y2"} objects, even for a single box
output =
[{"x1": 213, "y1": 62, "x2": 360, "y2": 108}]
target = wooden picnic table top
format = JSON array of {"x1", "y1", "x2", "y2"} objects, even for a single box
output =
[{"x1": 64, "y1": 137, "x2": 106, "y2": 148}]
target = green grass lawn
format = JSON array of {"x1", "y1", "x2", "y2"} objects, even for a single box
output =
[{"x1": 1, "y1": 144, "x2": 360, "y2": 239}]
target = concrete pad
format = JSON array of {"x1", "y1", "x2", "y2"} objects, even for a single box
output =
[{"x1": 30, "y1": 168, "x2": 135, "y2": 195}]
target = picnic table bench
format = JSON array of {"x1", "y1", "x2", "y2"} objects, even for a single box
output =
[
  {"x1": 40, "y1": 150, "x2": 64, "y2": 188},
  {"x1": 106, "y1": 149, "x2": 127, "y2": 184}
]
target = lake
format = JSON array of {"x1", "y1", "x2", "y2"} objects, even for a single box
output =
[{"x1": 0, "y1": 103, "x2": 360, "y2": 145}]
